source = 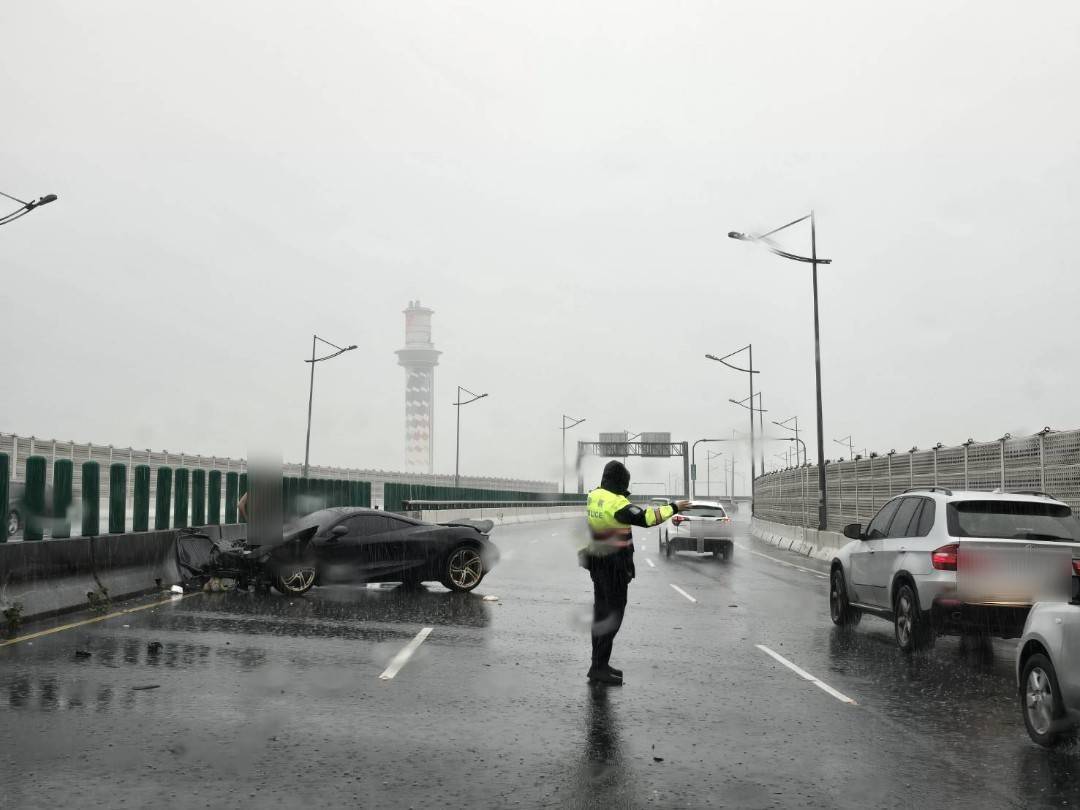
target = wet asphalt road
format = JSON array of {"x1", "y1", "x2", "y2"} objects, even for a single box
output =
[{"x1": 3, "y1": 517, "x2": 1080, "y2": 809}]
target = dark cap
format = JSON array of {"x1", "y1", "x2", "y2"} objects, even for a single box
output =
[{"x1": 600, "y1": 460, "x2": 631, "y2": 496}]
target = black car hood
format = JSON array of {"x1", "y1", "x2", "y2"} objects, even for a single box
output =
[{"x1": 249, "y1": 524, "x2": 319, "y2": 559}]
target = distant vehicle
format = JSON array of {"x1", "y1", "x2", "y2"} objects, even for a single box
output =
[
  {"x1": 180, "y1": 507, "x2": 499, "y2": 595},
  {"x1": 830, "y1": 489, "x2": 1080, "y2": 653},
  {"x1": 648, "y1": 497, "x2": 671, "y2": 507},
  {"x1": 5, "y1": 481, "x2": 63, "y2": 538},
  {"x1": 660, "y1": 501, "x2": 734, "y2": 561},
  {"x1": 1017, "y1": 601, "x2": 1080, "y2": 747}
]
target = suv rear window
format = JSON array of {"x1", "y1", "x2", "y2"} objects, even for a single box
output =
[
  {"x1": 683, "y1": 507, "x2": 726, "y2": 518},
  {"x1": 946, "y1": 500, "x2": 1080, "y2": 542}
]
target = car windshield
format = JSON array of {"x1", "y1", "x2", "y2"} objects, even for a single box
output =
[
  {"x1": 284, "y1": 508, "x2": 340, "y2": 534},
  {"x1": 946, "y1": 500, "x2": 1080, "y2": 542}
]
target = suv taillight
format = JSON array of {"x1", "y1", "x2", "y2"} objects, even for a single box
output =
[
  {"x1": 672, "y1": 515, "x2": 687, "y2": 526},
  {"x1": 1072, "y1": 559, "x2": 1080, "y2": 577},
  {"x1": 931, "y1": 543, "x2": 958, "y2": 571}
]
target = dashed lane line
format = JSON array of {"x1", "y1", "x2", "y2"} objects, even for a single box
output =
[
  {"x1": 756, "y1": 644, "x2": 857, "y2": 705},
  {"x1": 379, "y1": 627, "x2": 433, "y2": 681},
  {"x1": 645, "y1": 557, "x2": 656, "y2": 568},
  {"x1": 734, "y1": 542, "x2": 827, "y2": 579},
  {"x1": 669, "y1": 583, "x2": 697, "y2": 603}
]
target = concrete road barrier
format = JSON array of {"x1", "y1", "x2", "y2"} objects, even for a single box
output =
[
  {"x1": 750, "y1": 516, "x2": 848, "y2": 562},
  {"x1": 0, "y1": 524, "x2": 248, "y2": 624}
]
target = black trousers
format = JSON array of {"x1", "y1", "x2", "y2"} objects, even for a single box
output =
[{"x1": 590, "y1": 556, "x2": 631, "y2": 669}]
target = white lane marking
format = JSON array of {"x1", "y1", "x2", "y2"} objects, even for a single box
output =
[
  {"x1": 645, "y1": 557, "x2": 656, "y2": 568},
  {"x1": 379, "y1": 627, "x2": 433, "y2": 681},
  {"x1": 735, "y1": 542, "x2": 827, "y2": 579},
  {"x1": 669, "y1": 584, "x2": 697, "y2": 603},
  {"x1": 756, "y1": 644, "x2": 857, "y2": 705}
]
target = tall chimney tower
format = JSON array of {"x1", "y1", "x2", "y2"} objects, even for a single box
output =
[{"x1": 395, "y1": 301, "x2": 441, "y2": 473}]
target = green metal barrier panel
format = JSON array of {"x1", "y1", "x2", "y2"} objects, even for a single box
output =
[
  {"x1": 225, "y1": 471, "x2": 238, "y2": 524},
  {"x1": 239, "y1": 473, "x2": 248, "y2": 523},
  {"x1": 109, "y1": 462, "x2": 126, "y2": 534},
  {"x1": 53, "y1": 459, "x2": 73, "y2": 539},
  {"x1": 24, "y1": 456, "x2": 47, "y2": 541},
  {"x1": 174, "y1": 468, "x2": 190, "y2": 528},
  {"x1": 208, "y1": 470, "x2": 222, "y2": 524},
  {"x1": 0, "y1": 454, "x2": 8, "y2": 543},
  {"x1": 155, "y1": 467, "x2": 173, "y2": 531},
  {"x1": 191, "y1": 469, "x2": 206, "y2": 527},
  {"x1": 82, "y1": 461, "x2": 100, "y2": 537},
  {"x1": 133, "y1": 465, "x2": 151, "y2": 532}
]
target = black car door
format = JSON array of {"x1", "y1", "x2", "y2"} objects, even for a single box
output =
[
  {"x1": 378, "y1": 515, "x2": 429, "y2": 575},
  {"x1": 315, "y1": 514, "x2": 394, "y2": 583}
]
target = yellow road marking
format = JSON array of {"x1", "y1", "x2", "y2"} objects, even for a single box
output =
[{"x1": 0, "y1": 592, "x2": 202, "y2": 649}]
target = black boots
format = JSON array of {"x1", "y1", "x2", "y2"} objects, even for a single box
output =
[{"x1": 587, "y1": 666, "x2": 623, "y2": 685}]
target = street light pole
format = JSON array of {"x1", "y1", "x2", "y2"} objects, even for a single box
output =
[
  {"x1": 729, "y1": 211, "x2": 832, "y2": 529},
  {"x1": 303, "y1": 335, "x2": 358, "y2": 479},
  {"x1": 729, "y1": 392, "x2": 767, "y2": 475},
  {"x1": 706, "y1": 450, "x2": 724, "y2": 497},
  {"x1": 560, "y1": 415, "x2": 586, "y2": 493},
  {"x1": 833, "y1": 435, "x2": 854, "y2": 461},
  {"x1": 772, "y1": 416, "x2": 802, "y2": 465},
  {"x1": 453, "y1": 386, "x2": 489, "y2": 488},
  {"x1": 706, "y1": 346, "x2": 759, "y2": 508},
  {"x1": 691, "y1": 438, "x2": 729, "y2": 499},
  {"x1": 0, "y1": 189, "x2": 58, "y2": 227}
]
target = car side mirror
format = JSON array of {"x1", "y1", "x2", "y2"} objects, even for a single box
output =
[
  {"x1": 330, "y1": 524, "x2": 349, "y2": 537},
  {"x1": 843, "y1": 523, "x2": 864, "y2": 541}
]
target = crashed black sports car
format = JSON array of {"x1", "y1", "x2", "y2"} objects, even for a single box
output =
[{"x1": 177, "y1": 508, "x2": 498, "y2": 595}]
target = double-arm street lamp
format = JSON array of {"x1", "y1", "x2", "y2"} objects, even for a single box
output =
[
  {"x1": 453, "y1": 386, "x2": 489, "y2": 488},
  {"x1": 833, "y1": 435, "x2": 855, "y2": 461},
  {"x1": 0, "y1": 189, "x2": 58, "y2": 228},
  {"x1": 705, "y1": 345, "x2": 759, "y2": 491},
  {"x1": 706, "y1": 450, "x2": 724, "y2": 497},
  {"x1": 303, "y1": 335, "x2": 357, "y2": 478},
  {"x1": 729, "y1": 391, "x2": 767, "y2": 475},
  {"x1": 691, "y1": 438, "x2": 729, "y2": 499},
  {"x1": 772, "y1": 416, "x2": 803, "y2": 466},
  {"x1": 560, "y1": 414, "x2": 586, "y2": 493},
  {"x1": 729, "y1": 211, "x2": 832, "y2": 529}
]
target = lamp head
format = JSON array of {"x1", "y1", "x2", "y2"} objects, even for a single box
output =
[{"x1": 728, "y1": 231, "x2": 747, "y2": 240}]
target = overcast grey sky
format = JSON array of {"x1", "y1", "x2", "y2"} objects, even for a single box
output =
[{"x1": 3, "y1": 1, "x2": 1079, "y2": 491}]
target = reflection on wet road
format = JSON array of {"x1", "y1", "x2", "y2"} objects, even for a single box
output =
[{"x1": 2, "y1": 517, "x2": 1080, "y2": 808}]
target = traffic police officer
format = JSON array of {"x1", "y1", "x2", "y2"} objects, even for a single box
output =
[{"x1": 582, "y1": 460, "x2": 688, "y2": 684}]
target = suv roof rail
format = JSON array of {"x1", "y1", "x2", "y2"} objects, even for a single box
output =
[
  {"x1": 903, "y1": 486, "x2": 953, "y2": 496},
  {"x1": 1009, "y1": 490, "x2": 1057, "y2": 499}
]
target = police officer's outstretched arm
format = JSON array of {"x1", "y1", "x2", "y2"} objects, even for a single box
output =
[{"x1": 612, "y1": 499, "x2": 689, "y2": 529}]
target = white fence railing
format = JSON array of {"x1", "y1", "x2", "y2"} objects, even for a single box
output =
[{"x1": 753, "y1": 427, "x2": 1080, "y2": 529}]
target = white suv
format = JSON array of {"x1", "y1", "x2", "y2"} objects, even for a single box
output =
[
  {"x1": 830, "y1": 489, "x2": 1080, "y2": 653},
  {"x1": 660, "y1": 501, "x2": 734, "y2": 560}
]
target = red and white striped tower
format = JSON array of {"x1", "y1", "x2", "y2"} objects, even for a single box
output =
[{"x1": 395, "y1": 301, "x2": 440, "y2": 473}]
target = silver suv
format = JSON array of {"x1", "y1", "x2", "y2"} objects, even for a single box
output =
[
  {"x1": 830, "y1": 488, "x2": 1080, "y2": 652},
  {"x1": 660, "y1": 501, "x2": 734, "y2": 561}
]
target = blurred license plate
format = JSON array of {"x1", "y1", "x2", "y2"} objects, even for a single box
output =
[{"x1": 957, "y1": 541, "x2": 1074, "y2": 604}]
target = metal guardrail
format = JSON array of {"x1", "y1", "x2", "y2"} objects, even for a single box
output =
[
  {"x1": 0, "y1": 431, "x2": 558, "y2": 511},
  {"x1": 753, "y1": 427, "x2": 1080, "y2": 529}
]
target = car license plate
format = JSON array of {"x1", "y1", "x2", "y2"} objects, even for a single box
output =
[{"x1": 957, "y1": 540, "x2": 1074, "y2": 604}]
